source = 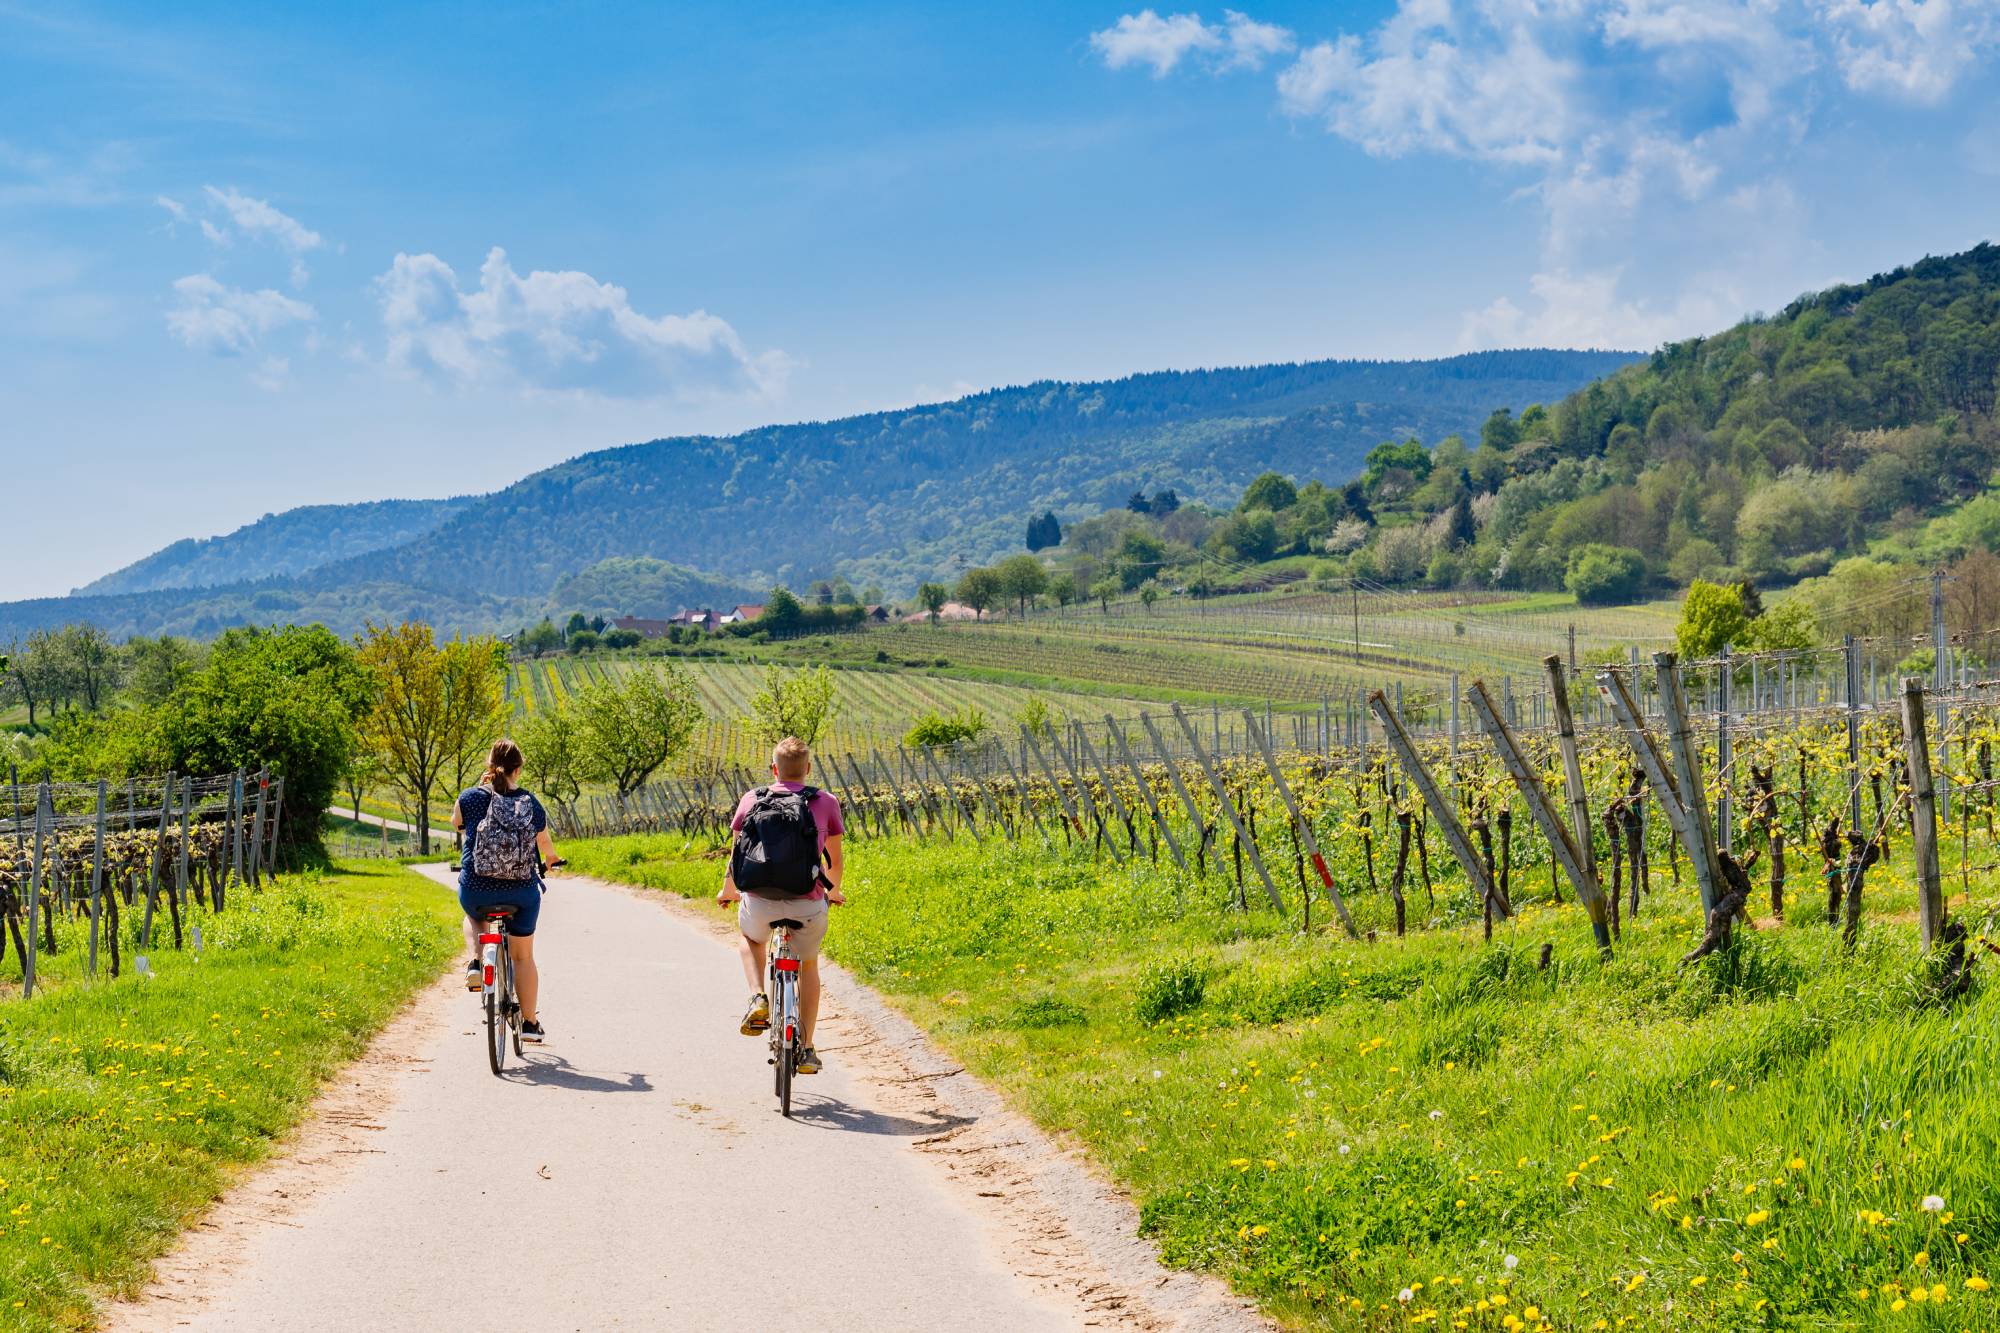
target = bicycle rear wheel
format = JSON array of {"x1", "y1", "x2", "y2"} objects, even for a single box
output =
[
  {"x1": 486, "y1": 944, "x2": 509, "y2": 1076},
  {"x1": 773, "y1": 976, "x2": 795, "y2": 1118}
]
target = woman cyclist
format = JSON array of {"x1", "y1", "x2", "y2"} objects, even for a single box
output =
[{"x1": 452, "y1": 738, "x2": 560, "y2": 1043}]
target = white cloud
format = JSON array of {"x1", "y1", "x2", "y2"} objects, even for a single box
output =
[
  {"x1": 1103, "y1": 2, "x2": 2000, "y2": 349},
  {"x1": 374, "y1": 247, "x2": 787, "y2": 399},
  {"x1": 1818, "y1": 0, "x2": 2000, "y2": 103},
  {"x1": 154, "y1": 194, "x2": 187, "y2": 223},
  {"x1": 1091, "y1": 9, "x2": 1293, "y2": 75},
  {"x1": 164, "y1": 273, "x2": 314, "y2": 356},
  {"x1": 202, "y1": 185, "x2": 322, "y2": 253}
]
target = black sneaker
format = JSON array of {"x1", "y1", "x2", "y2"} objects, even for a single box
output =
[
  {"x1": 797, "y1": 1046, "x2": 822, "y2": 1075},
  {"x1": 520, "y1": 1020, "x2": 546, "y2": 1044},
  {"x1": 464, "y1": 959, "x2": 482, "y2": 991}
]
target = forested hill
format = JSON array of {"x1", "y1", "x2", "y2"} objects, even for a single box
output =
[
  {"x1": 7, "y1": 348, "x2": 1628, "y2": 640},
  {"x1": 77, "y1": 497, "x2": 475, "y2": 596},
  {"x1": 1346, "y1": 242, "x2": 2000, "y2": 597},
  {"x1": 315, "y1": 349, "x2": 1635, "y2": 601}
]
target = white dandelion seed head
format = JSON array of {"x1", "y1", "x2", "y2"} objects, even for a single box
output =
[
  {"x1": 1504, "y1": 1254, "x2": 1519, "y2": 1271},
  {"x1": 1338, "y1": 1143, "x2": 1350, "y2": 1155},
  {"x1": 1922, "y1": 1195, "x2": 1946, "y2": 1212},
  {"x1": 1398, "y1": 1288, "x2": 1414, "y2": 1304},
  {"x1": 1429, "y1": 1109, "x2": 1444, "y2": 1120}
]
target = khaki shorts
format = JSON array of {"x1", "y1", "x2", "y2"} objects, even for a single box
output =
[{"x1": 737, "y1": 892, "x2": 828, "y2": 959}]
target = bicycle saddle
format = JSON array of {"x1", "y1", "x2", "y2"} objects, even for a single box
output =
[
  {"x1": 771, "y1": 918, "x2": 805, "y2": 930},
  {"x1": 479, "y1": 906, "x2": 519, "y2": 919}
]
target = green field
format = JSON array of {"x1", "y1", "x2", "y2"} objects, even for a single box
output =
[
  {"x1": 562, "y1": 828, "x2": 2000, "y2": 1332},
  {"x1": 0, "y1": 860, "x2": 457, "y2": 1331}
]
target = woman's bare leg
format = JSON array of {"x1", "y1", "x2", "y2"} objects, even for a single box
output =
[{"x1": 510, "y1": 935, "x2": 539, "y2": 1024}]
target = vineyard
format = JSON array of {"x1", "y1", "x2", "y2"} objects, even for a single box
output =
[{"x1": 1, "y1": 769, "x2": 283, "y2": 997}]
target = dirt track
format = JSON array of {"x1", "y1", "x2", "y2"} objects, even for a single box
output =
[{"x1": 102, "y1": 866, "x2": 1267, "y2": 1333}]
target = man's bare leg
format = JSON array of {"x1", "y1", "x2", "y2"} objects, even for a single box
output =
[
  {"x1": 737, "y1": 934, "x2": 767, "y2": 994},
  {"x1": 799, "y1": 957, "x2": 822, "y2": 1046}
]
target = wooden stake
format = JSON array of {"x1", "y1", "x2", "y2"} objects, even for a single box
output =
[
  {"x1": 1901, "y1": 677, "x2": 1947, "y2": 950},
  {"x1": 1368, "y1": 691, "x2": 1501, "y2": 917}
]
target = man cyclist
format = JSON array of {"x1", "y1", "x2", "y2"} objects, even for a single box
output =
[{"x1": 717, "y1": 736, "x2": 844, "y2": 1075}]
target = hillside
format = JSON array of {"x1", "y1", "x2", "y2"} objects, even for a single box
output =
[
  {"x1": 9, "y1": 350, "x2": 1629, "y2": 640},
  {"x1": 1302, "y1": 242, "x2": 2000, "y2": 598},
  {"x1": 76, "y1": 497, "x2": 475, "y2": 596}
]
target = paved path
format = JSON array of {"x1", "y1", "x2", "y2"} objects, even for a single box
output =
[{"x1": 107, "y1": 868, "x2": 1264, "y2": 1333}]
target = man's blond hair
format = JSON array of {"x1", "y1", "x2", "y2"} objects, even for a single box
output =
[{"x1": 772, "y1": 736, "x2": 812, "y2": 780}]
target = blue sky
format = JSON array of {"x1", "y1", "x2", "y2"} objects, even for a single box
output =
[{"x1": 6, "y1": 0, "x2": 2000, "y2": 599}]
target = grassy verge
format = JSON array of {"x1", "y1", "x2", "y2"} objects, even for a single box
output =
[
  {"x1": 566, "y1": 830, "x2": 2000, "y2": 1330},
  {"x1": 0, "y1": 860, "x2": 458, "y2": 1331}
]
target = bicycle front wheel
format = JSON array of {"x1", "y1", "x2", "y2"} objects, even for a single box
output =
[{"x1": 486, "y1": 948, "x2": 509, "y2": 1076}]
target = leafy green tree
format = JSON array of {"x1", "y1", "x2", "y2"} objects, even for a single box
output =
[
  {"x1": 53, "y1": 624, "x2": 121, "y2": 712},
  {"x1": 358, "y1": 623, "x2": 500, "y2": 853},
  {"x1": 567, "y1": 628, "x2": 601, "y2": 653},
  {"x1": 994, "y1": 553, "x2": 1048, "y2": 616},
  {"x1": 521, "y1": 619, "x2": 563, "y2": 657},
  {"x1": 1741, "y1": 598, "x2": 1817, "y2": 653},
  {"x1": 1676, "y1": 580, "x2": 1749, "y2": 659},
  {"x1": 1481, "y1": 407, "x2": 1522, "y2": 452},
  {"x1": 954, "y1": 567, "x2": 1002, "y2": 619},
  {"x1": 1239, "y1": 471, "x2": 1298, "y2": 513},
  {"x1": 1025, "y1": 510, "x2": 1062, "y2": 551},
  {"x1": 1090, "y1": 576, "x2": 1119, "y2": 613},
  {"x1": 519, "y1": 704, "x2": 587, "y2": 823},
  {"x1": 905, "y1": 706, "x2": 988, "y2": 748},
  {"x1": 918, "y1": 582, "x2": 949, "y2": 623},
  {"x1": 760, "y1": 587, "x2": 805, "y2": 630},
  {"x1": 1115, "y1": 528, "x2": 1167, "y2": 589},
  {"x1": 575, "y1": 662, "x2": 704, "y2": 797},
  {"x1": 1018, "y1": 695, "x2": 1055, "y2": 737},
  {"x1": 1048, "y1": 571, "x2": 1079, "y2": 613},
  {"x1": 1564, "y1": 544, "x2": 1648, "y2": 605},
  {"x1": 564, "y1": 612, "x2": 589, "y2": 639},
  {"x1": 742, "y1": 665, "x2": 840, "y2": 747},
  {"x1": 1668, "y1": 538, "x2": 1725, "y2": 586},
  {"x1": 602, "y1": 627, "x2": 643, "y2": 650},
  {"x1": 1139, "y1": 583, "x2": 1160, "y2": 613},
  {"x1": 125, "y1": 634, "x2": 201, "y2": 707}
]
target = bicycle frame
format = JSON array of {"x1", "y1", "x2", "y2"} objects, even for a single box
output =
[
  {"x1": 480, "y1": 916, "x2": 520, "y2": 1075},
  {"x1": 768, "y1": 925, "x2": 801, "y2": 1116}
]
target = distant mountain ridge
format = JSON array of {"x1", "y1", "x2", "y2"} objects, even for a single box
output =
[
  {"x1": 10, "y1": 349, "x2": 1635, "y2": 640},
  {"x1": 78, "y1": 497, "x2": 476, "y2": 596}
]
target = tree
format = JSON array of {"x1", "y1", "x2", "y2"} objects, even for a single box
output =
[
  {"x1": 564, "y1": 611, "x2": 589, "y2": 640},
  {"x1": 905, "y1": 706, "x2": 988, "y2": 748},
  {"x1": 1139, "y1": 583, "x2": 1160, "y2": 613},
  {"x1": 2, "y1": 631, "x2": 65, "y2": 729},
  {"x1": 1115, "y1": 528, "x2": 1167, "y2": 589},
  {"x1": 1049, "y1": 571, "x2": 1079, "y2": 614},
  {"x1": 1676, "y1": 579, "x2": 1749, "y2": 659},
  {"x1": 743, "y1": 665, "x2": 840, "y2": 747},
  {"x1": 760, "y1": 587, "x2": 805, "y2": 631},
  {"x1": 1090, "y1": 576, "x2": 1118, "y2": 613},
  {"x1": 126, "y1": 634, "x2": 200, "y2": 707},
  {"x1": 575, "y1": 662, "x2": 703, "y2": 797},
  {"x1": 994, "y1": 553, "x2": 1048, "y2": 617},
  {"x1": 567, "y1": 628, "x2": 601, "y2": 653},
  {"x1": 521, "y1": 619, "x2": 563, "y2": 657},
  {"x1": 954, "y1": 567, "x2": 1002, "y2": 619},
  {"x1": 518, "y1": 704, "x2": 587, "y2": 825},
  {"x1": 1025, "y1": 510, "x2": 1062, "y2": 551},
  {"x1": 342, "y1": 747, "x2": 380, "y2": 823},
  {"x1": 53, "y1": 624, "x2": 121, "y2": 712},
  {"x1": 918, "y1": 582, "x2": 949, "y2": 623},
  {"x1": 602, "y1": 627, "x2": 643, "y2": 650},
  {"x1": 1741, "y1": 598, "x2": 1817, "y2": 653},
  {"x1": 358, "y1": 622, "x2": 497, "y2": 854},
  {"x1": 1565, "y1": 545, "x2": 1648, "y2": 605},
  {"x1": 438, "y1": 636, "x2": 508, "y2": 802},
  {"x1": 1239, "y1": 471, "x2": 1298, "y2": 513}
]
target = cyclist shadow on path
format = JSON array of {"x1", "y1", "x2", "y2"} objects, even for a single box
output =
[
  {"x1": 502, "y1": 1052, "x2": 654, "y2": 1094},
  {"x1": 784, "y1": 1091, "x2": 973, "y2": 1138}
]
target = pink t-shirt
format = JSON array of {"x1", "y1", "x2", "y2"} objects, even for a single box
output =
[{"x1": 730, "y1": 782, "x2": 845, "y2": 899}]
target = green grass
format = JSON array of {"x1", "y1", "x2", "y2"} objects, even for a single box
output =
[
  {"x1": 566, "y1": 830, "x2": 2000, "y2": 1330},
  {"x1": 0, "y1": 860, "x2": 458, "y2": 1331}
]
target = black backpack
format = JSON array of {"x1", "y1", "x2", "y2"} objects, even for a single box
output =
[{"x1": 731, "y1": 786, "x2": 822, "y2": 897}]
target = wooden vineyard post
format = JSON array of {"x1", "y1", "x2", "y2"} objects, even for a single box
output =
[
  {"x1": 1467, "y1": 680, "x2": 1612, "y2": 957},
  {"x1": 835, "y1": 753, "x2": 886, "y2": 840},
  {"x1": 24, "y1": 784, "x2": 47, "y2": 998},
  {"x1": 266, "y1": 777, "x2": 284, "y2": 872},
  {"x1": 141, "y1": 774, "x2": 174, "y2": 948},
  {"x1": 89, "y1": 778, "x2": 107, "y2": 976},
  {"x1": 1051, "y1": 727, "x2": 1123, "y2": 860},
  {"x1": 178, "y1": 777, "x2": 193, "y2": 906},
  {"x1": 229, "y1": 771, "x2": 246, "y2": 888},
  {"x1": 920, "y1": 745, "x2": 977, "y2": 838},
  {"x1": 1107, "y1": 717, "x2": 1185, "y2": 871},
  {"x1": 1243, "y1": 709, "x2": 1357, "y2": 937},
  {"x1": 1168, "y1": 700, "x2": 1288, "y2": 908},
  {"x1": 991, "y1": 738, "x2": 1052, "y2": 848},
  {"x1": 1170, "y1": 703, "x2": 1283, "y2": 911},
  {"x1": 249, "y1": 770, "x2": 269, "y2": 887},
  {"x1": 871, "y1": 749, "x2": 920, "y2": 837},
  {"x1": 1543, "y1": 656, "x2": 1598, "y2": 886},
  {"x1": 1901, "y1": 677, "x2": 1947, "y2": 950},
  {"x1": 899, "y1": 748, "x2": 951, "y2": 841},
  {"x1": 963, "y1": 743, "x2": 1017, "y2": 843},
  {"x1": 1021, "y1": 726, "x2": 1089, "y2": 848},
  {"x1": 1654, "y1": 652, "x2": 1725, "y2": 917},
  {"x1": 1368, "y1": 691, "x2": 1503, "y2": 919},
  {"x1": 1137, "y1": 713, "x2": 1211, "y2": 856},
  {"x1": 1599, "y1": 666, "x2": 1686, "y2": 824},
  {"x1": 1073, "y1": 726, "x2": 1139, "y2": 855}
]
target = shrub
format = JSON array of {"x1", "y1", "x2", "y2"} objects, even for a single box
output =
[
  {"x1": 905, "y1": 707, "x2": 988, "y2": 748},
  {"x1": 1565, "y1": 543, "x2": 1648, "y2": 605},
  {"x1": 1135, "y1": 956, "x2": 1208, "y2": 1024}
]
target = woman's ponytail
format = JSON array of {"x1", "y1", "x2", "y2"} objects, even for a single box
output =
[{"x1": 486, "y1": 737, "x2": 524, "y2": 795}]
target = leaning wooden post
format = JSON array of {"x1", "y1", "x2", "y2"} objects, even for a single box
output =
[
  {"x1": 1021, "y1": 726, "x2": 1088, "y2": 846},
  {"x1": 1652, "y1": 653, "x2": 1725, "y2": 917},
  {"x1": 1243, "y1": 709, "x2": 1357, "y2": 937},
  {"x1": 1543, "y1": 656, "x2": 1598, "y2": 887},
  {"x1": 24, "y1": 785, "x2": 48, "y2": 997},
  {"x1": 967, "y1": 741, "x2": 1019, "y2": 842},
  {"x1": 177, "y1": 777, "x2": 193, "y2": 905},
  {"x1": 1107, "y1": 718, "x2": 1184, "y2": 871},
  {"x1": 141, "y1": 773, "x2": 174, "y2": 948},
  {"x1": 89, "y1": 778, "x2": 108, "y2": 976},
  {"x1": 1051, "y1": 726, "x2": 1124, "y2": 861},
  {"x1": 1901, "y1": 677, "x2": 1947, "y2": 950},
  {"x1": 1169, "y1": 703, "x2": 1283, "y2": 911},
  {"x1": 991, "y1": 737, "x2": 1053, "y2": 849},
  {"x1": 1467, "y1": 680, "x2": 1612, "y2": 957},
  {"x1": 1368, "y1": 691, "x2": 1502, "y2": 917},
  {"x1": 871, "y1": 748, "x2": 920, "y2": 836},
  {"x1": 248, "y1": 770, "x2": 269, "y2": 887},
  {"x1": 265, "y1": 776, "x2": 284, "y2": 872},
  {"x1": 1137, "y1": 712, "x2": 1210, "y2": 850},
  {"x1": 1074, "y1": 725, "x2": 1140, "y2": 854}
]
